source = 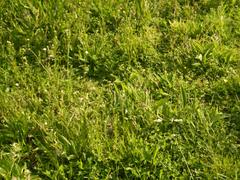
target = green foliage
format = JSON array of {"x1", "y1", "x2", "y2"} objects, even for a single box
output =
[{"x1": 0, "y1": 0, "x2": 240, "y2": 179}]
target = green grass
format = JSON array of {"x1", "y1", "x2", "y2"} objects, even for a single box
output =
[{"x1": 0, "y1": 0, "x2": 240, "y2": 179}]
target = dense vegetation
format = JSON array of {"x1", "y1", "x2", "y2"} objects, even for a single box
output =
[{"x1": 0, "y1": 0, "x2": 240, "y2": 179}]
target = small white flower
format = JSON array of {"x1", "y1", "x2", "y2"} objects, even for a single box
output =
[
  {"x1": 85, "y1": 51, "x2": 89, "y2": 55},
  {"x1": 73, "y1": 91, "x2": 79, "y2": 95},
  {"x1": 5, "y1": 87, "x2": 10, "y2": 92},
  {"x1": 195, "y1": 54, "x2": 203, "y2": 61},
  {"x1": 171, "y1": 118, "x2": 183, "y2": 123},
  {"x1": 49, "y1": 54, "x2": 55, "y2": 59},
  {"x1": 154, "y1": 118, "x2": 163, "y2": 123}
]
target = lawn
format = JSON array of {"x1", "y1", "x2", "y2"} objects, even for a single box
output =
[{"x1": 0, "y1": 0, "x2": 240, "y2": 179}]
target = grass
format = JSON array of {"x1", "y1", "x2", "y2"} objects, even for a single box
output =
[{"x1": 0, "y1": 0, "x2": 240, "y2": 179}]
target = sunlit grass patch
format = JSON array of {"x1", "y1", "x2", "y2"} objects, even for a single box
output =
[{"x1": 0, "y1": 0, "x2": 240, "y2": 179}]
